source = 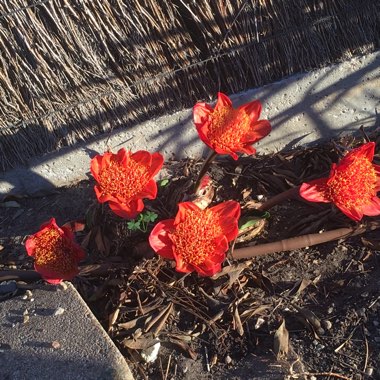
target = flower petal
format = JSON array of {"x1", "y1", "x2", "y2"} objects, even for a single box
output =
[
  {"x1": 245, "y1": 120, "x2": 272, "y2": 143},
  {"x1": 193, "y1": 103, "x2": 213, "y2": 128},
  {"x1": 239, "y1": 144, "x2": 256, "y2": 156},
  {"x1": 210, "y1": 200, "x2": 241, "y2": 241},
  {"x1": 90, "y1": 155, "x2": 104, "y2": 182},
  {"x1": 362, "y1": 196, "x2": 380, "y2": 217},
  {"x1": 118, "y1": 148, "x2": 129, "y2": 163},
  {"x1": 336, "y1": 204, "x2": 363, "y2": 221},
  {"x1": 135, "y1": 179, "x2": 157, "y2": 200},
  {"x1": 131, "y1": 150, "x2": 152, "y2": 167},
  {"x1": 109, "y1": 199, "x2": 144, "y2": 219},
  {"x1": 239, "y1": 99, "x2": 262, "y2": 123},
  {"x1": 215, "y1": 92, "x2": 232, "y2": 109},
  {"x1": 193, "y1": 262, "x2": 221, "y2": 277},
  {"x1": 149, "y1": 152, "x2": 165, "y2": 177},
  {"x1": 174, "y1": 202, "x2": 201, "y2": 225},
  {"x1": 347, "y1": 141, "x2": 375, "y2": 162},
  {"x1": 299, "y1": 178, "x2": 331, "y2": 203},
  {"x1": 149, "y1": 220, "x2": 175, "y2": 259},
  {"x1": 173, "y1": 252, "x2": 194, "y2": 273},
  {"x1": 34, "y1": 263, "x2": 79, "y2": 285}
]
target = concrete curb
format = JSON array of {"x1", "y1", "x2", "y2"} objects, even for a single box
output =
[
  {"x1": 0, "y1": 282, "x2": 134, "y2": 380},
  {"x1": 0, "y1": 50, "x2": 379, "y2": 197}
]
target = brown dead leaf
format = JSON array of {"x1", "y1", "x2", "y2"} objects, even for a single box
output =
[
  {"x1": 274, "y1": 319, "x2": 289, "y2": 360},
  {"x1": 144, "y1": 303, "x2": 173, "y2": 336},
  {"x1": 240, "y1": 304, "x2": 271, "y2": 320},
  {"x1": 251, "y1": 272, "x2": 274, "y2": 294},
  {"x1": 108, "y1": 305, "x2": 121, "y2": 333},
  {"x1": 288, "y1": 278, "x2": 312, "y2": 298},
  {"x1": 62, "y1": 220, "x2": 86, "y2": 233},
  {"x1": 233, "y1": 306, "x2": 244, "y2": 336},
  {"x1": 212, "y1": 261, "x2": 252, "y2": 280},
  {"x1": 94, "y1": 227, "x2": 111, "y2": 255},
  {"x1": 118, "y1": 314, "x2": 152, "y2": 332},
  {"x1": 168, "y1": 336, "x2": 198, "y2": 360},
  {"x1": 361, "y1": 236, "x2": 380, "y2": 250},
  {"x1": 241, "y1": 188, "x2": 252, "y2": 200},
  {"x1": 122, "y1": 334, "x2": 159, "y2": 350},
  {"x1": 236, "y1": 218, "x2": 267, "y2": 243}
]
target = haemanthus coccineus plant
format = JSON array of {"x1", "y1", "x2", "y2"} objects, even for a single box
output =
[
  {"x1": 193, "y1": 92, "x2": 271, "y2": 160},
  {"x1": 91, "y1": 148, "x2": 164, "y2": 219},
  {"x1": 299, "y1": 142, "x2": 380, "y2": 221},
  {"x1": 149, "y1": 200, "x2": 240, "y2": 276},
  {"x1": 193, "y1": 92, "x2": 271, "y2": 192},
  {"x1": 25, "y1": 218, "x2": 85, "y2": 284}
]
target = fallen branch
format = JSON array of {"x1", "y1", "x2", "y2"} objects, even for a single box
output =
[{"x1": 232, "y1": 221, "x2": 380, "y2": 260}]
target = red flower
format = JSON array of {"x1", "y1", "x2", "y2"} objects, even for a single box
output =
[
  {"x1": 193, "y1": 92, "x2": 271, "y2": 160},
  {"x1": 25, "y1": 218, "x2": 85, "y2": 284},
  {"x1": 91, "y1": 148, "x2": 164, "y2": 219},
  {"x1": 149, "y1": 200, "x2": 241, "y2": 276},
  {"x1": 299, "y1": 142, "x2": 380, "y2": 221}
]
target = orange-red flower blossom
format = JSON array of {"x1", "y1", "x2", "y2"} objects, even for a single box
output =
[
  {"x1": 193, "y1": 92, "x2": 271, "y2": 160},
  {"x1": 25, "y1": 218, "x2": 85, "y2": 284},
  {"x1": 299, "y1": 142, "x2": 380, "y2": 221},
  {"x1": 149, "y1": 200, "x2": 241, "y2": 276},
  {"x1": 91, "y1": 148, "x2": 164, "y2": 219}
]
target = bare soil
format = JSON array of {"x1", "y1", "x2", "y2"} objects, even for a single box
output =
[{"x1": 1, "y1": 133, "x2": 380, "y2": 380}]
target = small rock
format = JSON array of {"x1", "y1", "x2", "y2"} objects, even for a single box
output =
[
  {"x1": 357, "y1": 308, "x2": 366, "y2": 318},
  {"x1": 316, "y1": 327, "x2": 325, "y2": 335},
  {"x1": 321, "y1": 320, "x2": 332, "y2": 330},
  {"x1": 54, "y1": 307, "x2": 65, "y2": 316},
  {"x1": 141, "y1": 341, "x2": 160, "y2": 363},
  {"x1": 225, "y1": 355, "x2": 232, "y2": 365},
  {"x1": 365, "y1": 367, "x2": 374, "y2": 376},
  {"x1": 327, "y1": 306, "x2": 334, "y2": 315},
  {"x1": 51, "y1": 341, "x2": 61, "y2": 350},
  {"x1": 25, "y1": 290, "x2": 32, "y2": 297}
]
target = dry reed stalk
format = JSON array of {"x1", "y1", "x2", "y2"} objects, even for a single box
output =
[{"x1": 0, "y1": 0, "x2": 378, "y2": 170}]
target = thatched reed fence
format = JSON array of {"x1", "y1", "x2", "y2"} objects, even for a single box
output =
[{"x1": 0, "y1": 0, "x2": 379, "y2": 170}]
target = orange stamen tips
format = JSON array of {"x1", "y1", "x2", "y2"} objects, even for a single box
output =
[
  {"x1": 149, "y1": 201, "x2": 241, "y2": 276},
  {"x1": 25, "y1": 218, "x2": 85, "y2": 284},
  {"x1": 91, "y1": 149, "x2": 164, "y2": 219},
  {"x1": 193, "y1": 92, "x2": 271, "y2": 160},
  {"x1": 300, "y1": 142, "x2": 380, "y2": 221}
]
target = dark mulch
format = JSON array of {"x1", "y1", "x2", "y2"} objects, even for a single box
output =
[{"x1": 1, "y1": 130, "x2": 380, "y2": 380}]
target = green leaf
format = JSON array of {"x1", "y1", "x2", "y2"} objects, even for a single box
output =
[
  {"x1": 159, "y1": 179, "x2": 169, "y2": 187},
  {"x1": 142, "y1": 211, "x2": 158, "y2": 223},
  {"x1": 127, "y1": 220, "x2": 141, "y2": 231},
  {"x1": 238, "y1": 218, "x2": 260, "y2": 231}
]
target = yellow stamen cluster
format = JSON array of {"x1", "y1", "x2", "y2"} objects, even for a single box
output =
[
  {"x1": 208, "y1": 105, "x2": 250, "y2": 150},
  {"x1": 326, "y1": 156, "x2": 377, "y2": 209},
  {"x1": 33, "y1": 228, "x2": 75, "y2": 274},
  {"x1": 98, "y1": 157, "x2": 150, "y2": 200},
  {"x1": 171, "y1": 209, "x2": 223, "y2": 266}
]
